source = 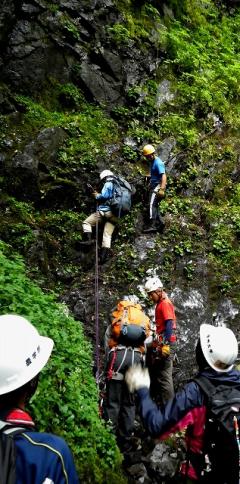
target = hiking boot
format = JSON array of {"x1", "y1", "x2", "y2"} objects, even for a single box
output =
[
  {"x1": 99, "y1": 247, "x2": 111, "y2": 264},
  {"x1": 157, "y1": 222, "x2": 165, "y2": 234},
  {"x1": 143, "y1": 222, "x2": 158, "y2": 233},
  {"x1": 78, "y1": 232, "x2": 93, "y2": 246}
]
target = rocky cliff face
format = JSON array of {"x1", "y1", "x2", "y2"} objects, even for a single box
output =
[
  {"x1": 1, "y1": 0, "x2": 239, "y2": 367},
  {"x1": 0, "y1": 2, "x2": 240, "y2": 479},
  {"x1": 0, "y1": 0, "x2": 157, "y2": 106}
]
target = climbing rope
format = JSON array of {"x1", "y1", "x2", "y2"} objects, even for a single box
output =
[{"x1": 94, "y1": 209, "x2": 100, "y2": 384}]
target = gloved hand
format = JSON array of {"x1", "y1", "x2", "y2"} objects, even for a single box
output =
[
  {"x1": 92, "y1": 191, "x2": 99, "y2": 198},
  {"x1": 157, "y1": 188, "x2": 165, "y2": 199},
  {"x1": 161, "y1": 344, "x2": 170, "y2": 357},
  {"x1": 144, "y1": 335, "x2": 153, "y2": 347},
  {"x1": 125, "y1": 365, "x2": 150, "y2": 393}
]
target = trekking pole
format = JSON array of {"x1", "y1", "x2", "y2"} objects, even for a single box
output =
[{"x1": 94, "y1": 207, "x2": 100, "y2": 385}]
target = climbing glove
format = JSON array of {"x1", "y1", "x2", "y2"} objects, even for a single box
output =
[
  {"x1": 125, "y1": 365, "x2": 150, "y2": 393},
  {"x1": 157, "y1": 188, "x2": 165, "y2": 199},
  {"x1": 161, "y1": 344, "x2": 170, "y2": 358}
]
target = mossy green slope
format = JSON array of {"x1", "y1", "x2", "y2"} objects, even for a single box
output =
[{"x1": 0, "y1": 241, "x2": 125, "y2": 483}]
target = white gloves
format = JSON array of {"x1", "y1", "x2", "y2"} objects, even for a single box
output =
[
  {"x1": 144, "y1": 335, "x2": 153, "y2": 347},
  {"x1": 125, "y1": 365, "x2": 150, "y2": 393}
]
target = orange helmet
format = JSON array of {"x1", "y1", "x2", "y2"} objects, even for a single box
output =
[{"x1": 142, "y1": 144, "x2": 155, "y2": 156}]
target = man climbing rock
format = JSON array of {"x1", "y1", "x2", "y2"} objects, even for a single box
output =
[
  {"x1": 80, "y1": 170, "x2": 118, "y2": 264},
  {"x1": 0, "y1": 314, "x2": 79, "y2": 483},
  {"x1": 145, "y1": 276, "x2": 176, "y2": 405},
  {"x1": 126, "y1": 324, "x2": 240, "y2": 483},
  {"x1": 103, "y1": 295, "x2": 151, "y2": 453},
  {"x1": 142, "y1": 144, "x2": 166, "y2": 233}
]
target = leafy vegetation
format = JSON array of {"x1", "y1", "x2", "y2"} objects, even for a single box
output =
[{"x1": 0, "y1": 242, "x2": 125, "y2": 483}]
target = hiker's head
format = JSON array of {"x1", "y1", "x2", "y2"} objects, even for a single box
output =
[
  {"x1": 145, "y1": 277, "x2": 163, "y2": 303},
  {"x1": 199, "y1": 323, "x2": 238, "y2": 373},
  {"x1": 142, "y1": 144, "x2": 156, "y2": 161},
  {"x1": 0, "y1": 315, "x2": 53, "y2": 405},
  {"x1": 99, "y1": 170, "x2": 114, "y2": 180},
  {"x1": 122, "y1": 295, "x2": 140, "y2": 304}
]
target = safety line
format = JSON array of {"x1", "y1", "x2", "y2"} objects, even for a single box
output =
[{"x1": 95, "y1": 208, "x2": 100, "y2": 384}]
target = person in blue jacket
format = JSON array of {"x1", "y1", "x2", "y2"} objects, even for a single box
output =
[
  {"x1": 0, "y1": 314, "x2": 79, "y2": 484},
  {"x1": 142, "y1": 144, "x2": 167, "y2": 233},
  {"x1": 126, "y1": 324, "x2": 240, "y2": 483},
  {"x1": 80, "y1": 170, "x2": 118, "y2": 264}
]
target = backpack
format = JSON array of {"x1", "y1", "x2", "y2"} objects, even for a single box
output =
[
  {"x1": 0, "y1": 422, "x2": 27, "y2": 484},
  {"x1": 192, "y1": 375, "x2": 240, "y2": 484},
  {"x1": 106, "y1": 346, "x2": 144, "y2": 380},
  {"x1": 108, "y1": 175, "x2": 133, "y2": 217},
  {"x1": 110, "y1": 300, "x2": 150, "y2": 348}
]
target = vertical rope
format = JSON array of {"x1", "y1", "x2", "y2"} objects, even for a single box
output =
[{"x1": 95, "y1": 210, "x2": 100, "y2": 384}]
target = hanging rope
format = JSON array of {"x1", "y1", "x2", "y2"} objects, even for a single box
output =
[{"x1": 94, "y1": 209, "x2": 100, "y2": 384}]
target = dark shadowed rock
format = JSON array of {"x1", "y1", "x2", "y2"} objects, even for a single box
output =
[
  {"x1": 79, "y1": 60, "x2": 122, "y2": 105},
  {"x1": 4, "y1": 127, "x2": 67, "y2": 200},
  {"x1": 0, "y1": 0, "x2": 159, "y2": 107}
]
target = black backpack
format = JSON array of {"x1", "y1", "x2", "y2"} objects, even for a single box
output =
[
  {"x1": 108, "y1": 175, "x2": 133, "y2": 217},
  {"x1": 0, "y1": 423, "x2": 27, "y2": 484},
  {"x1": 192, "y1": 375, "x2": 240, "y2": 484}
]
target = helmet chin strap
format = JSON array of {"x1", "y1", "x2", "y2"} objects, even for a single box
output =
[{"x1": 25, "y1": 375, "x2": 39, "y2": 404}]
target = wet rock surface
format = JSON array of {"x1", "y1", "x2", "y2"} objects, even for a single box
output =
[{"x1": 0, "y1": 0, "x2": 158, "y2": 107}]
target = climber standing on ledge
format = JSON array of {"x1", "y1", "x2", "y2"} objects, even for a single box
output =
[{"x1": 142, "y1": 144, "x2": 166, "y2": 233}]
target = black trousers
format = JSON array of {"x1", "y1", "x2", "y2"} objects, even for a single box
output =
[
  {"x1": 146, "y1": 346, "x2": 175, "y2": 406},
  {"x1": 105, "y1": 379, "x2": 135, "y2": 444},
  {"x1": 105, "y1": 346, "x2": 143, "y2": 448},
  {"x1": 149, "y1": 187, "x2": 165, "y2": 226}
]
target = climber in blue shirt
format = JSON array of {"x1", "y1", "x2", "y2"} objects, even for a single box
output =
[
  {"x1": 0, "y1": 314, "x2": 79, "y2": 484},
  {"x1": 142, "y1": 144, "x2": 167, "y2": 233},
  {"x1": 80, "y1": 170, "x2": 118, "y2": 264}
]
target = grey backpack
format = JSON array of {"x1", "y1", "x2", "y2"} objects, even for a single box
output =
[
  {"x1": 0, "y1": 422, "x2": 27, "y2": 484},
  {"x1": 109, "y1": 176, "x2": 133, "y2": 217}
]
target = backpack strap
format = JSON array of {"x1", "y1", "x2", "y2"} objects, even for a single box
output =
[
  {"x1": 108, "y1": 175, "x2": 132, "y2": 192},
  {"x1": 3, "y1": 427, "x2": 28, "y2": 436},
  {"x1": 194, "y1": 375, "x2": 216, "y2": 399},
  {"x1": 0, "y1": 421, "x2": 29, "y2": 437},
  {"x1": 112, "y1": 347, "x2": 128, "y2": 380}
]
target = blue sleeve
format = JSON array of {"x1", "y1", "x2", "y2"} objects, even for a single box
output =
[
  {"x1": 156, "y1": 158, "x2": 165, "y2": 175},
  {"x1": 163, "y1": 319, "x2": 173, "y2": 342},
  {"x1": 96, "y1": 181, "x2": 113, "y2": 201},
  {"x1": 137, "y1": 381, "x2": 203, "y2": 437}
]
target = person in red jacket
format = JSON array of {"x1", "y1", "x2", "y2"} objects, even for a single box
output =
[{"x1": 145, "y1": 276, "x2": 176, "y2": 405}]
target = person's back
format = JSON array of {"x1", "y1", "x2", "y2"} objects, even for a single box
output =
[
  {"x1": 104, "y1": 296, "x2": 149, "y2": 453},
  {"x1": 15, "y1": 430, "x2": 78, "y2": 483},
  {"x1": 0, "y1": 315, "x2": 79, "y2": 484}
]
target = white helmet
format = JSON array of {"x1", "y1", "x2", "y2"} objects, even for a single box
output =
[
  {"x1": 145, "y1": 277, "x2": 163, "y2": 293},
  {"x1": 0, "y1": 315, "x2": 54, "y2": 395},
  {"x1": 99, "y1": 170, "x2": 113, "y2": 180},
  {"x1": 200, "y1": 324, "x2": 238, "y2": 373}
]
